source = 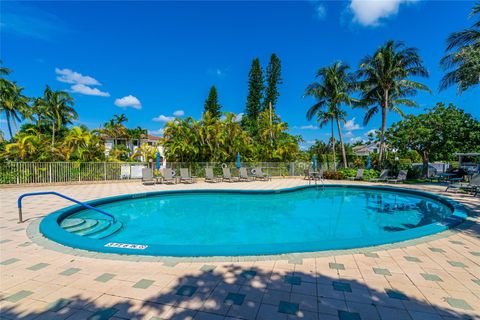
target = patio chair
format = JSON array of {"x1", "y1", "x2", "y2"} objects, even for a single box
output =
[
  {"x1": 369, "y1": 169, "x2": 389, "y2": 182},
  {"x1": 253, "y1": 167, "x2": 271, "y2": 181},
  {"x1": 180, "y1": 168, "x2": 197, "y2": 184},
  {"x1": 446, "y1": 174, "x2": 480, "y2": 196},
  {"x1": 348, "y1": 169, "x2": 364, "y2": 181},
  {"x1": 161, "y1": 168, "x2": 177, "y2": 184},
  {"x1": 239, "y1": 167, "x2": 254, "y2": 182},
  {"x1": 387, "y1": 170, "x2": 408, "y2": 184},
  {"x1": 141, "y1": 168, "x2": 156, "y2": 185},
  {"x1": 222, "y1": 167, "x2": 239, "y2": 182},
  {"x1": 205, "y1": 167, "x2": 221, "y2": 183}
]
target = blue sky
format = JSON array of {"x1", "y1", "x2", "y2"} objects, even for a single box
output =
[{"x1": 1, "y1": 1, "x2": 479, "y2": 149}]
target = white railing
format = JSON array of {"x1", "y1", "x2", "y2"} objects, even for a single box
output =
[
  {"x1": 0, "y1": 161, "x2": 339, "y2": 185},
  {"x1": 0, "y1": 162, "x2": 148, "y2": 185}
]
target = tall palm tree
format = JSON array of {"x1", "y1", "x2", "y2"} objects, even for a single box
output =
[
  {"x1": 34, "y1": 86, "x2": 77, "y2": 147},
  {"x1": 440, "y1": 3, "x2": 480, "y2": 93},
  {"x1": 0, "y1": 82, "x2": 30, "y2": 140},
  {"x1": 304, "y1": 62, "x2": 356, "y2": 169},
  {"x1": 357, "y1": 40, "x2": 430, "y2": 166}
]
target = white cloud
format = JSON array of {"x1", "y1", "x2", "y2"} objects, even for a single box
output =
[
  {"x1": 316, "y1": 4, "x2": 326, "y2": 19},
  {"x1": 293, "y1": 125, "x2": 319, "y2": 130},
  {"x1": 55, "y1": 68, "x2": 101, "y2": 85},
  {"x1": 152, "y1": 115, "x2": 174, "y2": 122},
  {"x1": 364, "y1": 129, "x2": 377, "y2": 137},
  {"x1": 115, "y1": 95, "x2": 142, "y2": 109},
  {"x1": 344, "y1": 117, "x2": 362, "y2": 131},
  {"x1": 344, "y1": 131, "x2": 354, "y2": 138},
  {"x1": 349, "y1": 0, "x2": 417, "y2": 26},
  {"x1": 234, "y1": 113, "x2": 244, "y2": 122},
  {"x1": 148, "y1": 128, "x2": 164, "y2": 136},
  {"x1": 173, "y1": 110, "x2": 185, "y2": 117},
  {"x1": 207, "y1": 67, "x2": 228, "y2": 78},
  {"x1": 70, "y1": 84, "x2": 110, "y2": 97},
  {"x1": 350, "y1": 136, "x2": 364, "y2": 143}
]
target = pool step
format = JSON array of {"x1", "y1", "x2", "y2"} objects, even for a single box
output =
[
  {"x1": 60, "y1": 218, "x2": 122, "y2": 240},
  {"x1": 65, "y1": 219, "x2": 98, "y2": 233},
  {"x1": 76, "y1": 220, "x2": 111, "y2": 236},
  {"x1": 60, "y1": 218, "x2": 85, "y2": 229},
  {"x1": 90, "y1": 221, "x2": 123, "y2": 239}
]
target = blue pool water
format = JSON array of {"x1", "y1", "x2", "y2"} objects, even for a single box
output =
[{"x1": 43, "y1": 186, "x2": 466, "y2": 256}]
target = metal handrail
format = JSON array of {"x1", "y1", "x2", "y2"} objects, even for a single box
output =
[{"x1": 17, "y1": 191, "x2": 115, "y2": 223}]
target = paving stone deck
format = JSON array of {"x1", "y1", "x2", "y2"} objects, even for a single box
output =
[{"x1": 0, "y1": 179, "x2": 479, "y2": 319}]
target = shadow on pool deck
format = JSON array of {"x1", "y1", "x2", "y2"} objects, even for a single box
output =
[{"x1": 1, "y1": 264, "x2": 478, "y2": 319}]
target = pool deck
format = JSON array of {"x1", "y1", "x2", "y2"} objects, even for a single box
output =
[{"x1": 0, "y1": 179, "x2": 479, "y2": 320}]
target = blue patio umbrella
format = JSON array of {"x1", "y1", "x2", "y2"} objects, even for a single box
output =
[
  {"x1": 312, "y1": 154, "x2": 317, "y2": 172},
  {"x1": 155, "y1": 152, "x2": 161, "y2": 170},
  {"x1": 236, "y1": 152, "x2": 241, "y2": 169},
  {"x1": 366, "y1": 155, "x2": 371, "y2": 169}
]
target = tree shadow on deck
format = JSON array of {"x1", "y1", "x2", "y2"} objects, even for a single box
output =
[{"x1": 1, "y1": 263, "x2": 478, "y2": 320}]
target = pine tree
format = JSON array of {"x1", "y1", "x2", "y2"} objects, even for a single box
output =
[
  {"x1": 243, "y1": 58, "x2": 264, "y2": 135},
  {"x1": 204, "y1": 86, "x2": 221, "y2": 118},
  {"x1": 264, "y1": 53, "x2": 282, "y2": 111}
]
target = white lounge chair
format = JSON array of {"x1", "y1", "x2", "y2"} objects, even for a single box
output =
[
  {"x1": 141, "y1": 168, "x2": 156, "y2": 185},
  {"x1": 387, "y1": 170, "x2": 408, "y2": 184},
  {"x1": 239, "y1": 167, "x2": 254, "y2": 182},
  {"x1": 370, "y1": 169, "x2": 389, "y2": 182},
  {"x1": 252, "y1": 167, "x2": 271, "y2": 181},
  {"x1": 348, "y1": 169, "x2": 364, "y2": 181},
  {"x1": 161, "y1": 169, "x2": 177, "y2": 184},
  {"x1": 222, "y1": 167, "x2": 239, "y2": 182},
  {"x1": 180, "y1": 168, "x2": 196, "y2": 184},
  {"x1": 205, "y1": 167, "x2": 221, "y2": 183},
  {"x1": 446, "y1": 174, "x2": 480, "y2": 196}
]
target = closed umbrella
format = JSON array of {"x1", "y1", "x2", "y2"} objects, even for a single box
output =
[
  {"x1": 312, "y1": 154, "x2": 317, "y2": 172},
  {"x1": 236, "y1": 152, "x2": 241, "y2": 169},
  {"x1": 155, "y1": 152, "x2": 161, "y2": 170},
  {"x1": 366, "y1": 155, "x2": 371, "y2": 169}
]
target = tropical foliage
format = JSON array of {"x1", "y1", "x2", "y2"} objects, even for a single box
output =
[
  {"x1": 385, "y1": 103, "x2": 480, "y2": 175},
  {"x1": 162, "y1": 111, "x2": 300, "y2": 163},
  {"x1": 440, "y1": 3, "x2": 480, "y2": 93}
]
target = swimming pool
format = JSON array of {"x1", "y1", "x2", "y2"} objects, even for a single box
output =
[{"x1": 39, "y1": 185, "x2": 467, "y2": 257}]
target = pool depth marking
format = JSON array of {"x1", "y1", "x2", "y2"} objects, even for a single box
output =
[{"x1": 105, "y1": 242, "x2": 148, "y2": 250}]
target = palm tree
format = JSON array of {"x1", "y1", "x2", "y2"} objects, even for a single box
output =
[
  {"x1": 440, "y1": 3, "x2": 480, "y2": 93},
  {"x1": 34, "y1": 86, "x2": 77, "y2": 147},
  {"x1": 357, "y1": 40, "x2": 430, "y2": 166},
  {"x1": 0, "y1": 82, "x2": 30, "y2": 140},
  {"x1": 4, "y1": 128, "x2": 40, "y2": 160},
  {"x1": 304, "y1": 62, "x2": 357, "y2": 169}
]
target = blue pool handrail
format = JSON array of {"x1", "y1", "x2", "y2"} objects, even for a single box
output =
[{"x1": 17, "y1": 191, "x2": 115, "y2": 223}]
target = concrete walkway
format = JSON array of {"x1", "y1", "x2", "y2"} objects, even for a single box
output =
[{"x1": 0, "y1": 179, "x2": 479, "y2": 320}]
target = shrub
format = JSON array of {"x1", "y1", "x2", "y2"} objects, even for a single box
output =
[
  {"x1": 336, "y1": 168, "x2": 380, "y2": 180},
  {"x1": 324, "y1": 170, "x2": 345, "y2": 180}
]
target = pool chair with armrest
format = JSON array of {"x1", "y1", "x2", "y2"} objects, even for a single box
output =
[
  {"x1": 222, "y1": 167, "x2": 239, "y2": 182},
  {"x1": 161, "y1": 168, "x2": 177, "y2": 184},
  {"x1": 205, "y1": 167, "x2": 221, "y2": 183},
  {"x1": 253, "y1": 167, "x2": 271, "y2": 181},
  {"x1": 387, "y1": 170, "x2": 408, "y2": 184},
  {"x1": 239, "y1": 167, "x2": 254, "y2": 182},
  {"x1": 369, "y1": 169, "x2": 390, "y2": 182},
  {"x1": 180, "y1": 168, "x2": 197, "y2": 184},
  {"x1": 446, "y1": 174, "x2": 480, "y2": 196},
  {"x1": 348, "y1": 169, "x2": 364, "y2": 181},
  {"x1": 141, "y1": 168, "x2": 156, "y2": 185}
]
